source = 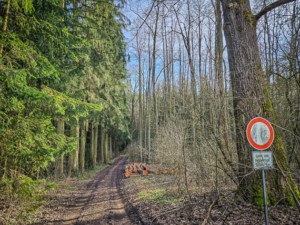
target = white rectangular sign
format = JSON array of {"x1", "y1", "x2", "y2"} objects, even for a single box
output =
[{"x1": 252, "y1": 151, "x2": 273, "y2": 170}]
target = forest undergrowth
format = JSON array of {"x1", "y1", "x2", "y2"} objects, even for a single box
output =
[
  {"x1": 122, "y1": 172, "x2": 300, "y2": 224},
  {"x1": 1, "y1": 158, "x2": 300, "y2": 224}
]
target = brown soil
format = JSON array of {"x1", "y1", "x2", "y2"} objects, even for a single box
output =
[
  {"x1": 34, "y1": 156, "x2": 144, "y2": 225},
  {"x1": 10, "y1": 156, "x2": 300, "y2": 225}
]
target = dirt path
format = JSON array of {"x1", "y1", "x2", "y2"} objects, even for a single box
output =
[
  {"x1": 44, "y1": 156, "x2": 142, "y2": 225},
  {"x1": 6, "y1": 155, "x2": 299, "y2": 225}
]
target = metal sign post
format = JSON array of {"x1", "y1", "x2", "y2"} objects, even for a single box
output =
[
  {"x1": 247, "y1": 117, "x2": 274, "y2": 225},
  {"x1": 262, "y1": 169, "x2": 269, "y2": 225},
  {"x1": 252, "y1": 151, "x2": 273, "y2": 225}
]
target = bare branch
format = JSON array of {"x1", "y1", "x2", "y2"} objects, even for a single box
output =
[
  {"x1": 135, "y1": 0, "x2": 156, "y2": 32},
  {"x1": 255, "y1": 0, "x2": 296, "y2": 21}
]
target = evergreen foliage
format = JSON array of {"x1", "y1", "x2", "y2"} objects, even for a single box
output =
[{"x1": 0, "y1": 0, "x2": 130, "y2": 199}]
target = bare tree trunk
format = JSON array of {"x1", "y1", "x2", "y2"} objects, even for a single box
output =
[
  {"x1": 104, "y1": 133, "x2": 108, "y2": 163},
  {"x1": 100, "y1": 127, "x2": 105, "y2": 163},
  {"x1": 79, "y1": 120, "x2": 87, "y2": 173},
  {"x1": 93, "y1": 122, "x2": 98, "y2": 166},
  {"x1": 55, "y1": 118, "x2": 65, "y2": 178},
  {"x1": 0, "y1": 0, "x2": 10, "y2": 57},
  {"x1": 109, "y1": 135, "x2": 112, "y2": 159},
  {"x1": 214, "y1": 0, "x2": 224, "y2": 192},
  {"x1": 107, "y1": 133, "x2": 110, "y2": 161},
  {"x1": 90, "y1": 121, "x2": 97, "y2": 168},
  {"x1": 221, "y1": 0, "x2": 299, "y2": 205},
  {"x1": 101, "y1": 129, "x2": 108, "y2": 163},
  {"x1": 113, "y1": 139, "x2": 119, "y2": 158},
  {"x1": 152, "y1": 5, "x2": 159, "y2": 138},
  {"x1": 174, "y1": 0, "x2": 198, "y2": 153},
  {"x1": 146, "y1": 30, "x2": 151, "y2": 163},
  {"x1": 137, "y1": 31, "x2": 144, "y2": 162},
  {"x1": 285, "y1": 3, "x2": 300, "y2": 167},
  {"x1": 69, "y1": 120, "x2": 79, "y2": 174}
]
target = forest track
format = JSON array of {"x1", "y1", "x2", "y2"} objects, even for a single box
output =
[{"x1": 41, "y1": 156, "x2": 143, "y2": 225}]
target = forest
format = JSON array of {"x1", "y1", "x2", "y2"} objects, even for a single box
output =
[
  {"x1": 126, "y1": 0, "x2": 300, "y2": 205},
  {"x1": 0, "y1": 0, "x2": 300, "y2": 224},
  {"x1": 0, "y1": 0, "x2": 129, "y2": 206}
]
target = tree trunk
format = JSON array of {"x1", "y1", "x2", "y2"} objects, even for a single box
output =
[
  {"x1": 90, "y1": 121, "x2": 96, "y2": 168},
  {"x1": 97, "y1": 125, "x2": 101, "y2": 162},
  {"x1": 214, "y1": 0, "x2": 224, "y2": 192},
  {"x1": 113, "y1": 138, "x2": 119, "y2": 158},
  {"x1": 221, "y1": 0, "x2": 299, "y2": 205},
  {"x1": 109, "y1": 135, "x2": 112, "y2": 159},
  {"x1": 174, "y1": 0, "x2": 198, "y2": 152},
  {"x1": 79, "y1": 120, "x2": 87, "y2": 173},
  {"x1": 100, "y1": 127, "x2": 105, "y2": 163},
  {"x1": 102, "y1": 132, "x2": 108, "y2": 163},
  {"x1": 55, "y1": 118, "x2": 65, "y2": 178},
  {"x1": 105, "y1": 133, "x2": 109, "y2": 162},
  {"x1": 68, "y1": 120, "x2": 79, "y2": 175},
  {"x1": 137, "y1": 32, "x2": 143, "y2": 162},
  {"x1": 152, "y1": 5, "x2": 159, "y2": 137},
  {"x1": 0, "y1": 0, "x2": 10, "y2": 57},
  {"x1": 101, "y1": 129, "x2": 108, "y2": 163},
  {"x1": 93, "y1": 122, "x2": 98, "y2": 167}
]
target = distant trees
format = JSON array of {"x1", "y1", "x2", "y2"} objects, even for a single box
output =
[
  {"x1": 127, "y1": 0, "x2": 236, "y2": 192},
  {"x1": 127, "y1": 0, "x2": 300, "y2": 205},
  {"x1": 258, "y1": 0, "x2": 300, "y2": 169},
  {"x1": 0, "y1": 0, "x2": 129, "y2": 197}
]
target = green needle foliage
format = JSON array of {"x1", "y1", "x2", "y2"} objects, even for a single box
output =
[{"x1": 0, "y1": 0, "x2": 130, "y2": 199}]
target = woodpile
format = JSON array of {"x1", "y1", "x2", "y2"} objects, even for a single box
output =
[
  {"x1": 124, "y1": 163, "x2": 178, "y2": 178},
  {"x1": 124, "y1": 163, "x2": 148, "y2": 178}
]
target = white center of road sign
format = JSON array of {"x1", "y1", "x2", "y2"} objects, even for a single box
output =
[
  {"x1": 250, "y1": 122, "x2": 270, "y2": 146},
  {"x1": 246, "y1": 117, "x2": 274, "y2": 150}
]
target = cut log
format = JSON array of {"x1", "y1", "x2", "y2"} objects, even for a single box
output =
[
  {"x1": 169, "y1": 168, "x2": 174, "y2": 175},
  {"x1": 125, "y1": 171, "x2": 131, "y2": 178},
  {"x1": 162, "y1": 169, "x2": 169, "y2": 175}
]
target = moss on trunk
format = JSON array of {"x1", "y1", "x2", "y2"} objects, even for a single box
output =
[{"x1": 222, "y1": 0, "x2": 300, "y2": 206}]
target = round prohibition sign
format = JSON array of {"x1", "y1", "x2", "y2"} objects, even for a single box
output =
[{"x1": 246, "y1": 117, "x2": 274, "y2": 150}]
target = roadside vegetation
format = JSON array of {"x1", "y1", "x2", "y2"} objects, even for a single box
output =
[{"x1": 0, "y1": 159, "x2": 116, "y2": 224}]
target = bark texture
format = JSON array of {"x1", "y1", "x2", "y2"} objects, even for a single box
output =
[
  {"x1": 221, "y1": 0, "x2": 299, "y2": 205},
  {"x1": 55, "y1": 118, "x2": 65, "y2": 177}
]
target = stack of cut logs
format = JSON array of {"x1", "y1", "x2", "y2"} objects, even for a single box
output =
[
  {"x1": 124, "y1": 163, "x2": 148, "y2": 178},
  {"x1": 124, "y1": 163, "x2": 178, "y2": 178}
]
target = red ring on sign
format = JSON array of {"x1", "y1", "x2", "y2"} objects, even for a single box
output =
[{"x1": 246, "y1": 117, "x2": 274, "y2": 150}]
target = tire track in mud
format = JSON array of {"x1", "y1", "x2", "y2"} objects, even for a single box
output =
[{"x1": 50, "y1": 156, "x2": 143, "y2": 225}]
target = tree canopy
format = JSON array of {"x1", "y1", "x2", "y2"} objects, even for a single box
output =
[{"x1": 0, "y1": 0, "x2": 130, "y2": 197}]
